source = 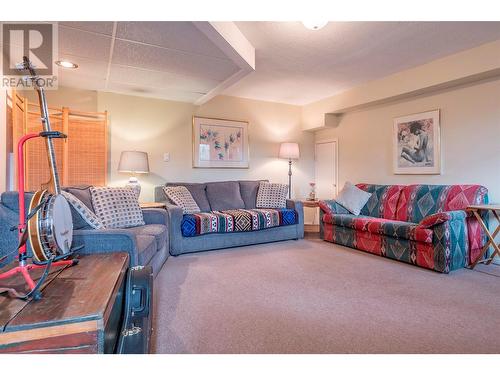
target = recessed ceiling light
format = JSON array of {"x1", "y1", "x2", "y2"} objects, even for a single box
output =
[
  {"x1": 302, "y1": 21, "x2": 328, "y2": 30},
  {"x1": 55, "y1": 60, "x2": 78, "y2": 69}
]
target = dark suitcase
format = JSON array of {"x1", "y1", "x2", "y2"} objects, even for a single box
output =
[{"x1": 116, "y1": 265, "x2": 154, "y2": 354}]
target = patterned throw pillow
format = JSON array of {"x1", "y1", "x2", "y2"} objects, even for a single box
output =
[
  {"x1": 90, "y1": 187, "x2": 145, "y2": 229},
  {"x1": 256, "y1": 182, "x2": 288, "y2": 208},
  {"x1": 163, "y1": 186, "x2": 201, "y2": 214},
  {"x1": 61, "y1": 191, "x2": 106, "y2": 229}
]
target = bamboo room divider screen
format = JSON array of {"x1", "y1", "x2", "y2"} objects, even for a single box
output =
[{"x1": 8, "y1": 89, "x2": 108, "y2": 191}]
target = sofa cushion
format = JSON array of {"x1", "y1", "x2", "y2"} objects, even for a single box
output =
[
  {"x1": 256, "y1": 182, "x2": 288, "y2": 208},
  {"x1": 396, "y1": 184, "x2": 488, "y2": 223},
  {"x1": 181, "y1": 208, "x2": 298, "y2": 237},
  {"x1": 163, "y1": 186, "x2": 200, "y2": 214},
  {"x1": 334, "y1": 182, "x2": 371, "y2": 215},
  {"x1": 323, "y1": 214, "x2": 432, "y2": 243},
  {"x1": 165, "y1": 182, "x2": 211, "y2": 212},
  {"x1": 90, "y1": 187, "x2": 145, "y2": 229},
  {"x1": 206, "y1": 181, "x2": 245, "y2": 211},
  {"x1": 357, "y1": 184, "x2": 405, "y2": 220},
  {"x1": 129, "y1": 224, "x2": 168, "y2": 251},
  {"x1": 136, "y1": 234, "x2": 157, "y2": 265},
  {"x1": 239, "y1": 180, "x2": 267, "y2": 209}
]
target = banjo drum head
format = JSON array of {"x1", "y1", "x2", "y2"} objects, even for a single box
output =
[{"x1": 51, "y1": 194, "x2": 74, "y2": 254}]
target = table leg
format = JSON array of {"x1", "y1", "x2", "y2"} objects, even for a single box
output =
[
  {"x1": 485, "y1": 211, "x2": 500, "y2": 265},
  {"x1": 470, "y1": 209, "x2": 500, "y2": 269}
]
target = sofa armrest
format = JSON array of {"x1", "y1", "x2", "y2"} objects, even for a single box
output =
[
  {"x1": 318, "y1": 199, "x2": 350, "y2": 215},
  {"x1": 142, "y1": 208, "x2": 169, "y2": 225},
  {"x1": 286, "y1": 200, "x2": 304, "y2": 238},
  {"x1": 287, "y1": 199, "x2": 303, "y2": 220},
  {"x1": 72, "y1": 228, "x2": 139, "y2": 266},
  {"x1": 164, "y1": 203, "x2": 184, "y2": 248},
  {"x1": 418, "y1": 210, "x2": 467, "y2": 228},
  {"x1": 0, "y1": 205, "x2": 20, "y2": 265}
]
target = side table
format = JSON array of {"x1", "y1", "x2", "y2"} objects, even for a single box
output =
[
  {"x1": 302, "y1": 200, "x2": 320, "y2": 234},
  {"x1": 466, "y1": 204, "x2": 500, "y2": 268},
  {"x1": 140, "y1": 202, "x2": 166, "y2": 209}
]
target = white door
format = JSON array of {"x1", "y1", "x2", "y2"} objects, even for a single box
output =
[{"x1": 315, "y1": 140, "x2": 337, "y2": 200}]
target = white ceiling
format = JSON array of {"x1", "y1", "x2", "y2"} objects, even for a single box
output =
[
  {"x1": 58, "y1": 21, "x2": 240, "y2": 103},
  {"x1": 225, "y1": 22, "x2": 500, "y2": 105},
  {"x1": 55, "y1": 21, "x2": 500, "y2": 105}
]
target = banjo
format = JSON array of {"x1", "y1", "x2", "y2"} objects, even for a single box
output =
[{"x1": 20, "y1": 57, "x2": 74, "y2": 263}]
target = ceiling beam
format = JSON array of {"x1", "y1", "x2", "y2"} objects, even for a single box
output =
[{"x1": 193, "y1": 21, "x2": 255, "y2": 105}]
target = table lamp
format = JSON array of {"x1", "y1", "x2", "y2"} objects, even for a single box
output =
[
  {"x1": 279, "y1": 142, "x2": 300, "y2": 199},
  {"x1": 118, "y1": 150, "x2": 150, "y2": 198}
]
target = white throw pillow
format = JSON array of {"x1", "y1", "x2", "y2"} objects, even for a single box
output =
[
  {"x1": 163, "y1": 186, "x2": 200, "y2": 214},
  {"x1": 90, "y1": 187, "x2": 145, "y2": 229},
  {"x1": 334, "y1": 182, "x2": 372, "y2": 215},
  {"x1": 61, "y1": 191, "x2": 106, "y2": 229},
  {"x1": 256, "y1": 182, "x2": 288, "y2": 208}
]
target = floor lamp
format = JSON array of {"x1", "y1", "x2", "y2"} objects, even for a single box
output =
[{"x1": 279, "y1": 142, "x2": 300, "y2": 199}]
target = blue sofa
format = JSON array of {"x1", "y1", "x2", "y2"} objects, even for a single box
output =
[
  {"x1": 154, "y1": 180, "x2": 304, "y2": 256},
  {"x1": 0, "y1": 186, "x2": 169, "y2": 277}
]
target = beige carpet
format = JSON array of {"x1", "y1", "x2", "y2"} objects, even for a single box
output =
[{"x1": 152, "y1": 238, "x2": 500, "y2": 353}]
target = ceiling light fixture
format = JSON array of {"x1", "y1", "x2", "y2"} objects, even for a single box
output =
[
  {"x1": 302, "y1": 21, "x2": 328, "y2": 31},
  {"x1": 55, "y1": 60, "x2": 78, "y2": 69}
]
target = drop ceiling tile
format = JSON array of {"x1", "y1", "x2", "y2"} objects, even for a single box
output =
[
  {"x1": 116, "y1": 22, "x2": 229, "y2": 60},
  {"x1": 108, "y1": 64, "x2": 219, "y2": 94},
  {"x1": 106, "y1": 81, "x2": 203, "y2": 103},
  {"x1": 59, "y1": 25, "x2": 112, "y2": 62},
  {"x1": 58, "y1": 71, "x2": 107, "y2": 91},
  {"x1": 111, "y1": 39, "x2": 239, "y2": 82},
  {"x1": 59, "y1": 22, "x2": 114, "y2": 36}
]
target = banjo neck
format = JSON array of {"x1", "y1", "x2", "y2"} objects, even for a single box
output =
[{"x1": 24, "y1": 57, "x2": 61, "y2": 195}]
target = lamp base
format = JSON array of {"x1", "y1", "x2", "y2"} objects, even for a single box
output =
[{"x1": 125, "y1": 177, "x2": 141, "y2": 198}]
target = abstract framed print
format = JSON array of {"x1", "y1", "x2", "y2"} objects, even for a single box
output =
[
  {"x1": 393, "y1": 109, "x2": 441, "y2": 174},
  {"x1": 193, "y1": 116, "x2": 249, "y2": 168}
]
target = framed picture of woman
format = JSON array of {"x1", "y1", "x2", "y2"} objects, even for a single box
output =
[{"x1": 393, "y1": 109, "x2": 441, "y2": 175}]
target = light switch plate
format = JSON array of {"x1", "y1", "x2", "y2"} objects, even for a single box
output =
[{"x1": 163, "y1": 153, "x2": 170, "y2": 162}]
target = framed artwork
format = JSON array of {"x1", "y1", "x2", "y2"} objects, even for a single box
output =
[
  {"x1": 393, "y1": 109, "x2": 441, "y2": 175},
  {"x1": 192, "y1": 116, "x2": 249, "y2": 168}
]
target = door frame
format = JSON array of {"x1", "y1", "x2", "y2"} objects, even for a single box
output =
[{"x1": 314, "y1": 138, "x2": 339, "y2": 197}]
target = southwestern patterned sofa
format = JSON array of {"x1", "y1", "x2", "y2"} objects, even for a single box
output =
[
  {"x1": 319, "y1": 184, "x2": 488, "y2": 273},
  {"x1": 154, "y1": 180, "x2": 304, "y2": 256}
]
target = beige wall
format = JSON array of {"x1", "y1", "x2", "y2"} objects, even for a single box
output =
[
  {"x1": 315, "y1": 78, "x2": 500, "y2": 202},
  {"x1": 22, "y1": 86, "x2": 98, "y2": 112},
  {"x1": 97, "y1": 92, "x2": 315, "y2": 202}
]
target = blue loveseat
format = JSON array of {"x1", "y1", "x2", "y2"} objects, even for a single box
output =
[
  {"x1": 154, "y1": 180, "x2": 304, "y2": 256},
  {"x1": 0, "y1": 186, "x2": 169, "y2": 277}
]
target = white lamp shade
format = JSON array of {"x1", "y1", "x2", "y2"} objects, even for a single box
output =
[
  {"x1": 118, "y1": 151, "x2": 150, "y2": 174},
  {"x1": 279, "y1": 142, "x2": 300, "y2": 160}
]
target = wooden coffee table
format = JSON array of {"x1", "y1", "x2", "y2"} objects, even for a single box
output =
[
  {"x1": 0, "y1": 252, "x2": 129, "y2": 353},
  {"x1": 466, "y1": 204, "x2": 500, "y2": 269}
]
